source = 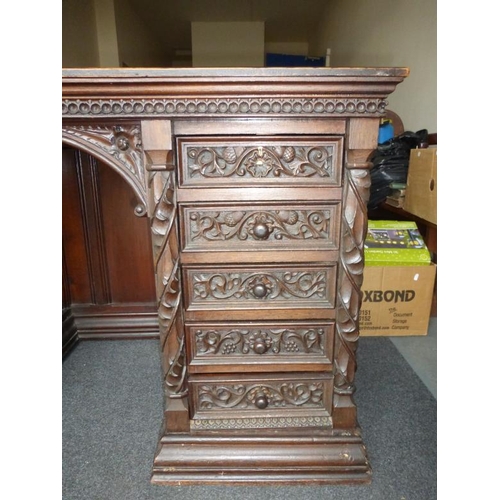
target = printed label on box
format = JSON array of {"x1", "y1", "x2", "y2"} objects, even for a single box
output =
[{"x1": 359, "y1": 264, "x2": 436, "y2": 336}]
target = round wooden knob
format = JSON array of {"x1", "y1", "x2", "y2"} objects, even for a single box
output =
[
  {"x1": 252, "y1": 284, "x2": 268, "y2": 298},
  {"x1": 253, "y1": 342, "x2": 268, "y2": 354},
  {"x1": 254, "y1": 393, "x2": 269, "y2": 409},
  {"x1": 253, "y1": 223, "x2": 270, "y2": 240}
]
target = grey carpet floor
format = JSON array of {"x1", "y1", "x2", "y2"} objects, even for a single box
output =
[{"x1": 62, "y1": 338, "x2": 436, "y2": 500}]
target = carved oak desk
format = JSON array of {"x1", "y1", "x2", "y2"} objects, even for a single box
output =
[{"x1": 62, "y1": 68, "x2": 408, "y2": 485}]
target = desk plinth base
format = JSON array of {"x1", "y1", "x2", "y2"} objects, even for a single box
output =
[{"x1": 151, "y1": 428, "x2": 371, "y2": 485}]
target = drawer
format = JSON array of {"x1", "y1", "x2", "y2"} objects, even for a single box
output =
[
  {"x1": 180, "y1": 202, "x2": 341, "y2": 252},
  {"x1": 182, "y1": 264, "x2": 336, "y2": 321},
  {"x1": 189, "y1": 373, "x2": 333, "y2": 422},
  {"x1": 186, "y1": 322, "x2": 335, "y2": 373},
  {"x1": 177, "y1": 136, "x2": 343, "y2": 187}
]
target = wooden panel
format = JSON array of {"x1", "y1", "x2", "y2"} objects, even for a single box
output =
[
  {"x1": 62, "y1": 147, "x2": 93, "y2": 304},
  {"x1": 180, "y1": 202, "x2": 340, "y2": 252},
  {"x1": 152, "y1": 433, "x2": 370, "y2": 483},
  {"x1": 97, "y1": 160, "x2": 156, "y2": 303},
  {"x1": 173, "y1": 118, "x2": 346, "y2": 137},
  {"x1": 141, "y1": 119, "x2": 172, "y2": 151},
  {"x1": 75, "y1": 149, "x2": 111, "y2": 304},
  {"x1": 347, "y1": 118, "x2": 379, "y2": 150},
  {"x1": 178, "y1": 136, "x2": 343, "y2": 187},
  {"x1": 62, "y1": 308, "x2": 78, "y2": 357},
  {"x1": 62, "y1": 146, "x2": 157, "y2": 337},
  {"x1": 62, "y1": 244, "x2": 72, "y2": 310},
  {"x1": 180, "y1": 249, "x2": 338, "y2": 266},
  {"x1": 186, "y1": 322, "x2": 334, "y2": 374},
  {"x1": 71, "y1": 304, "x2": 158, "y2": 339},
  {"x1": 186, "y1": 308, "x2": 335, "y2": 322},
  {"x1": 176, "y1": 186, "x2": 342, "y2": 203},
  {"x1": 189, "y1": 373, "x2": 333, "y2": 421},
  {"x1": 62, "y1": 243, "x2": 78, "y2": 356}
]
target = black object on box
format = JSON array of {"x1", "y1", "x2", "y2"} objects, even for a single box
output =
[{"x1": 368, "y1": 129, "x2": 428, "y2": 210}]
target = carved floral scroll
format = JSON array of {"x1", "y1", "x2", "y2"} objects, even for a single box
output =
[
  {"x1": 186, "y1": 144, "x2": 334, "y2": 179},
  {"x1": 194, "y1": 326, "x2": 325, "y2": 357},
  {"x1": 197, "y1": 382, "x2": 325, "y2": 410},
  {"x1": 186, "y1": 208, "x2": 333, "y2": 244},
  {"x1": 190, "y1": 270, "x2": 328, "y2": 302}
]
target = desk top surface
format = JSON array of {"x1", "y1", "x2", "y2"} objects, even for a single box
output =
[{"x1": 62, "y1": 67, "x2": 409, "y2": 80}]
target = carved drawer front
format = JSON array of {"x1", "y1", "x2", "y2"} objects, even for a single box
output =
[
  {"x1": 183, "y1": 265, "x2": 336, "y2": 321},
  {"x1": 177, "y1": 136, "x2": 343, "y2": 187},
  {"x1": 186, "y1": 322, "x2": 335, "y2": 373},
  {"x1": 189, "y1": 373, "x2": 333, "y2": 424},
  {"x1": 180, "y1": 203, "x2": 340, "y2": 252}
]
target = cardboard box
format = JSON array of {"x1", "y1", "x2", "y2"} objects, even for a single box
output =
[
  {"x1": 359, "y1": 264, "x2": 436, "y2": 336},
  {"x1": 364, "y1": 220, "x2": 431, "y2": 266},
  {"x1": 403, "y1": 148, "x2": 437, "y2": 225}
]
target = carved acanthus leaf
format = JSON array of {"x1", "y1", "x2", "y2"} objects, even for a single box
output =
[
  {"x1": 149, "y1": 170, "x2": 186, "y2": 399},
  {"x1": 334, "y1": 167, "x2": 371, "y2": 396}
]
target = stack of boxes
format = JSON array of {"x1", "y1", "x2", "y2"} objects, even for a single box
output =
[
  {"x1": 359, "y1": 220, "x2": 436, "y2": 336},
  {"x1": 360, "y1": 144, "x2": 437, "y2": 337}
]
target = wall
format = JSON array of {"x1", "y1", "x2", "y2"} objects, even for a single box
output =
[
  {"x1": 62, "y1": 0, "x2": 99, "y2": 67},
  {"x1": 114, "y1": 0, "x2": 171, "y2": 66},
  {"x1": 63, "y1": 0, "x2": 170, "y2": 68},
  {"x1": 265, "y1": 42, "x2": 309, "y2": 56},
  {"x1": 93, "y1": 0, "x2": 120, "y2": 66},
  {"x1": 192, "y1": 22, "x2": 265, "y2": 67},
  {"x1": 310, "y1": 0, "x2": 437, "y2": 133}
]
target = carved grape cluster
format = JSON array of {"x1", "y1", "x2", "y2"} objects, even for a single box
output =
[
  {"x1": 284, "y1": 340, "x2": 300, "y2": 353},
  {"x1": 221, "y1": 343, "x2": 237, "y2": 355},
  {"x1": 224, "y1": 211, "x2": 245, "y2": 227}
]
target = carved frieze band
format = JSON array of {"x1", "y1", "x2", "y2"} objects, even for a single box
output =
[
  {"x1": 185, "y1": 144, "x2": 335, "y2": 179},
  {"x1": 190, "y1": 270, "x2": 327, "y2": 302},
  {"x1": 334, "y1": 167, "x2": 371, "y2": 397},
  {"x1": 194, "y1": 327, "x2": 325, "y2": 356},
  {"x1": 191, "y1": 416, "x2": 333, "y2": 430},
  {"x1": 62, "y1": 124, "x2": 147, "y2": 214},
  {"x1": 187, "y1": 208, "x2": 332, "y2": 244},
  {"x1": 196, "y1": 382, "x2": 325, "y2": 410},
  {"x1": 63, "y1": 97, "x2": 388, "y2": 117}
]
